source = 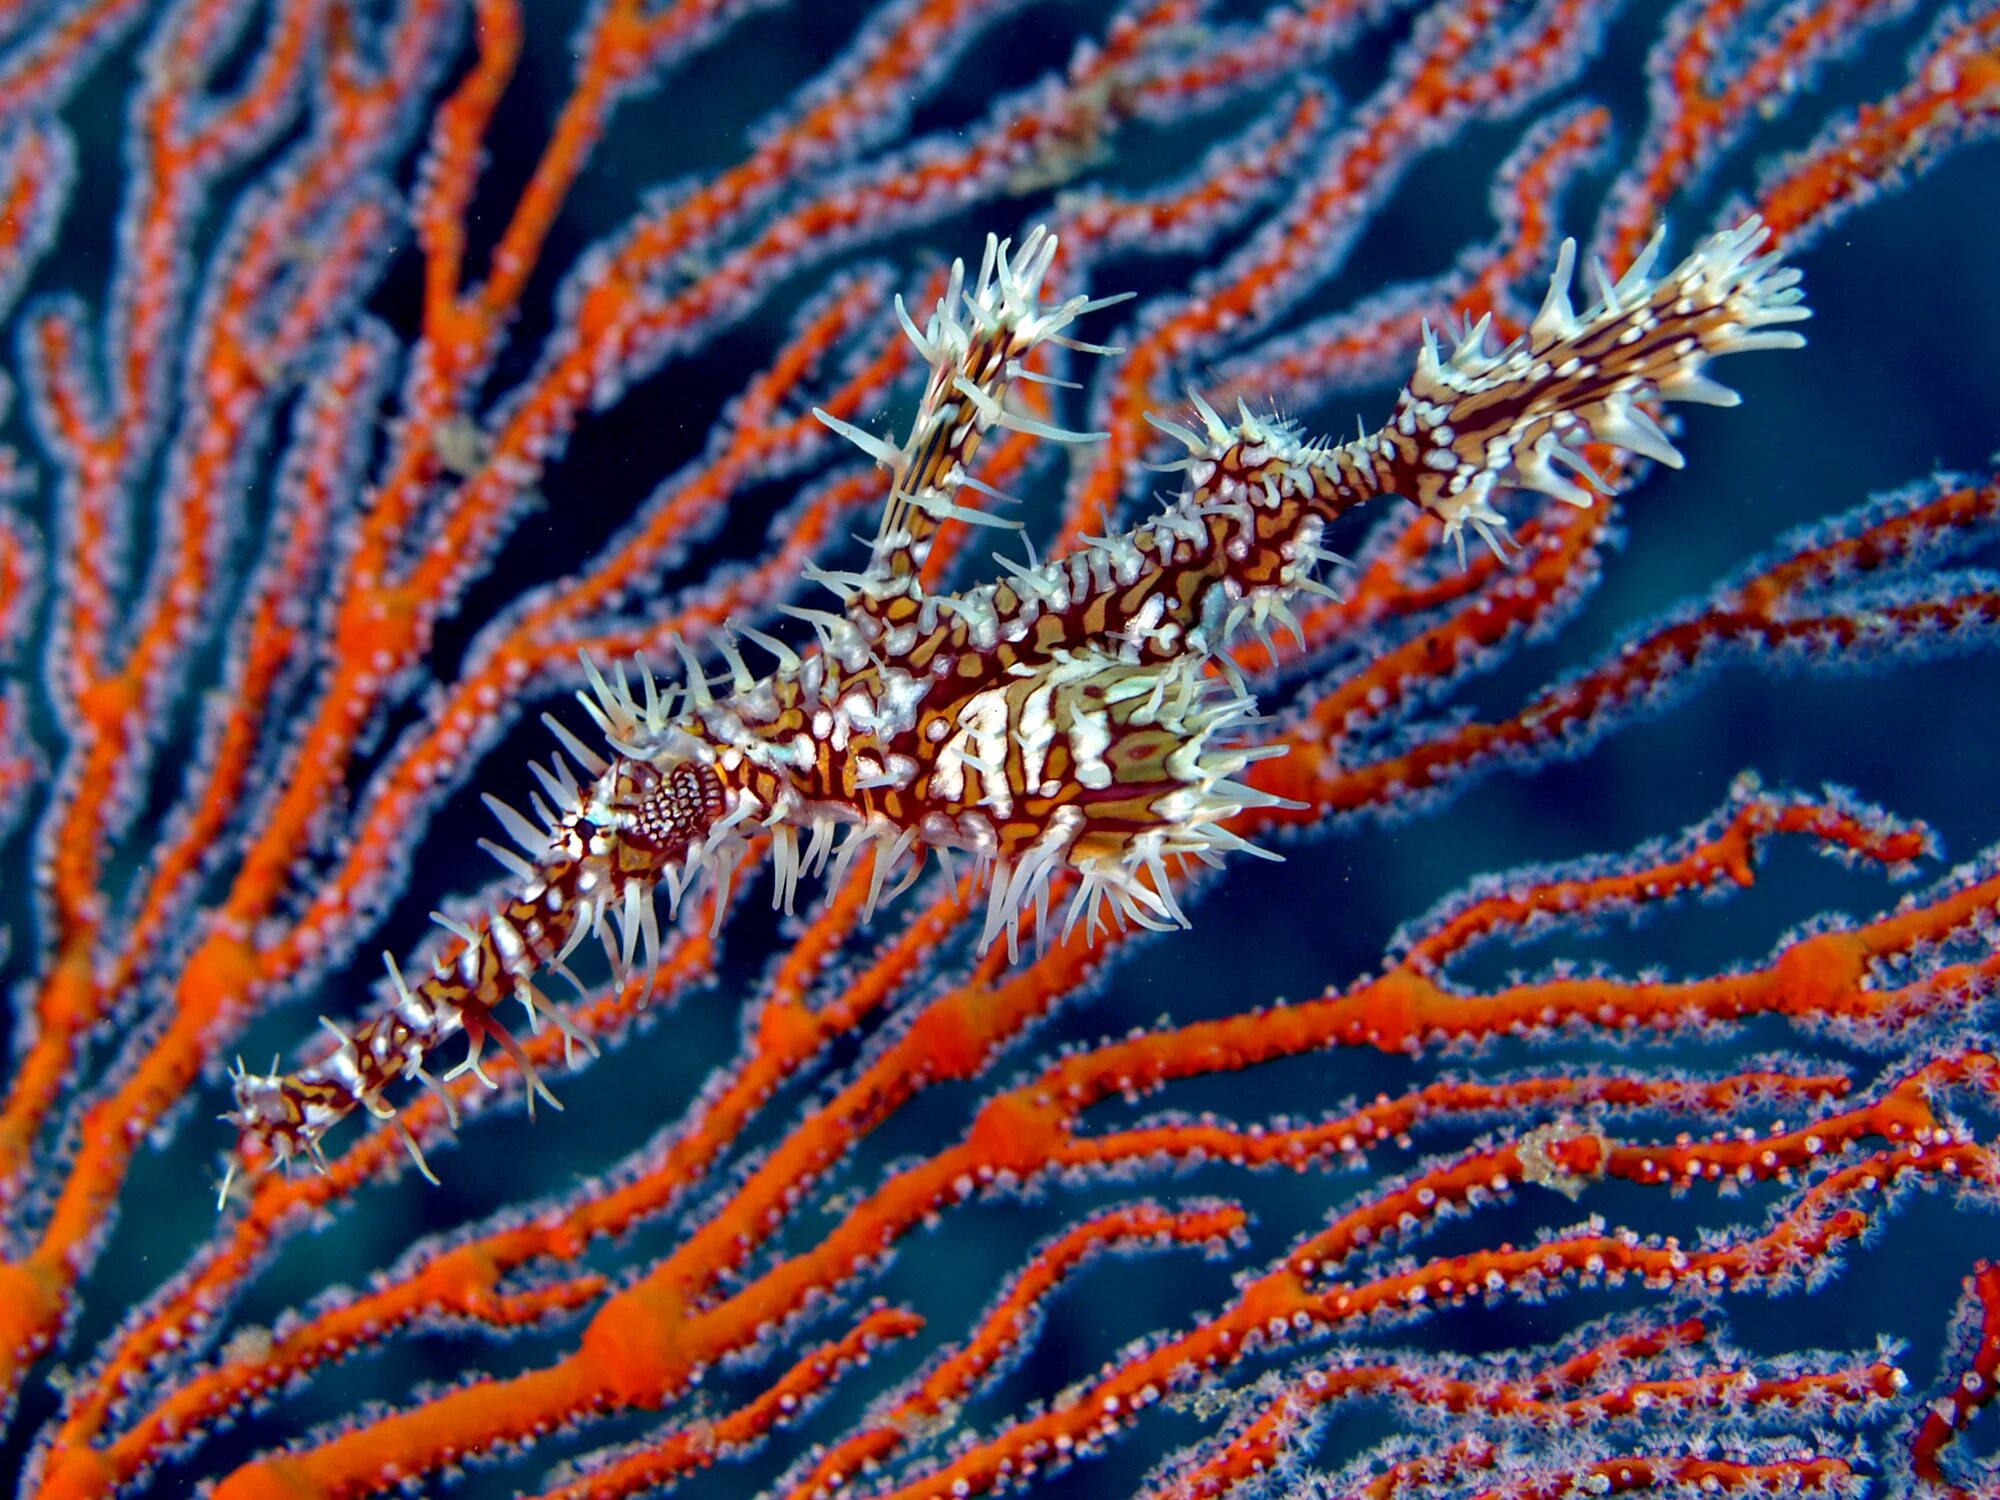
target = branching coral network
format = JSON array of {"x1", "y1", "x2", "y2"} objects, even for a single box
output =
[{"x1": 0, "y1": 2, "x2": 1997, "y2": 1499}]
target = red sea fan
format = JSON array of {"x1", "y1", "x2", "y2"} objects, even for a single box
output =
[{"x1": 0, "y1": 3, "x2": 1996, "y2": 1498}]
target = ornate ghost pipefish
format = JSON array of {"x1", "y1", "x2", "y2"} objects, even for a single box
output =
[{"x1": 221, "y1": 217, "x2": 1809, "y2": 1199}]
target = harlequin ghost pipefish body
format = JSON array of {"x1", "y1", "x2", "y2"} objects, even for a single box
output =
[{"x1": 221, "y1": 218, "x2": 1809, "y2": 1197}]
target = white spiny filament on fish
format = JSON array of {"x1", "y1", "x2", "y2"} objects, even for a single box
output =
[{"x1": 221, "y1": 217, "x2": 1810, "y2": 1198}]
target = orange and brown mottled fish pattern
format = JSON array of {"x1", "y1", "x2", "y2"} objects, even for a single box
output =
[{"x1": 225, "y1": 218, "x2": 1808, "y2": 1191}]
